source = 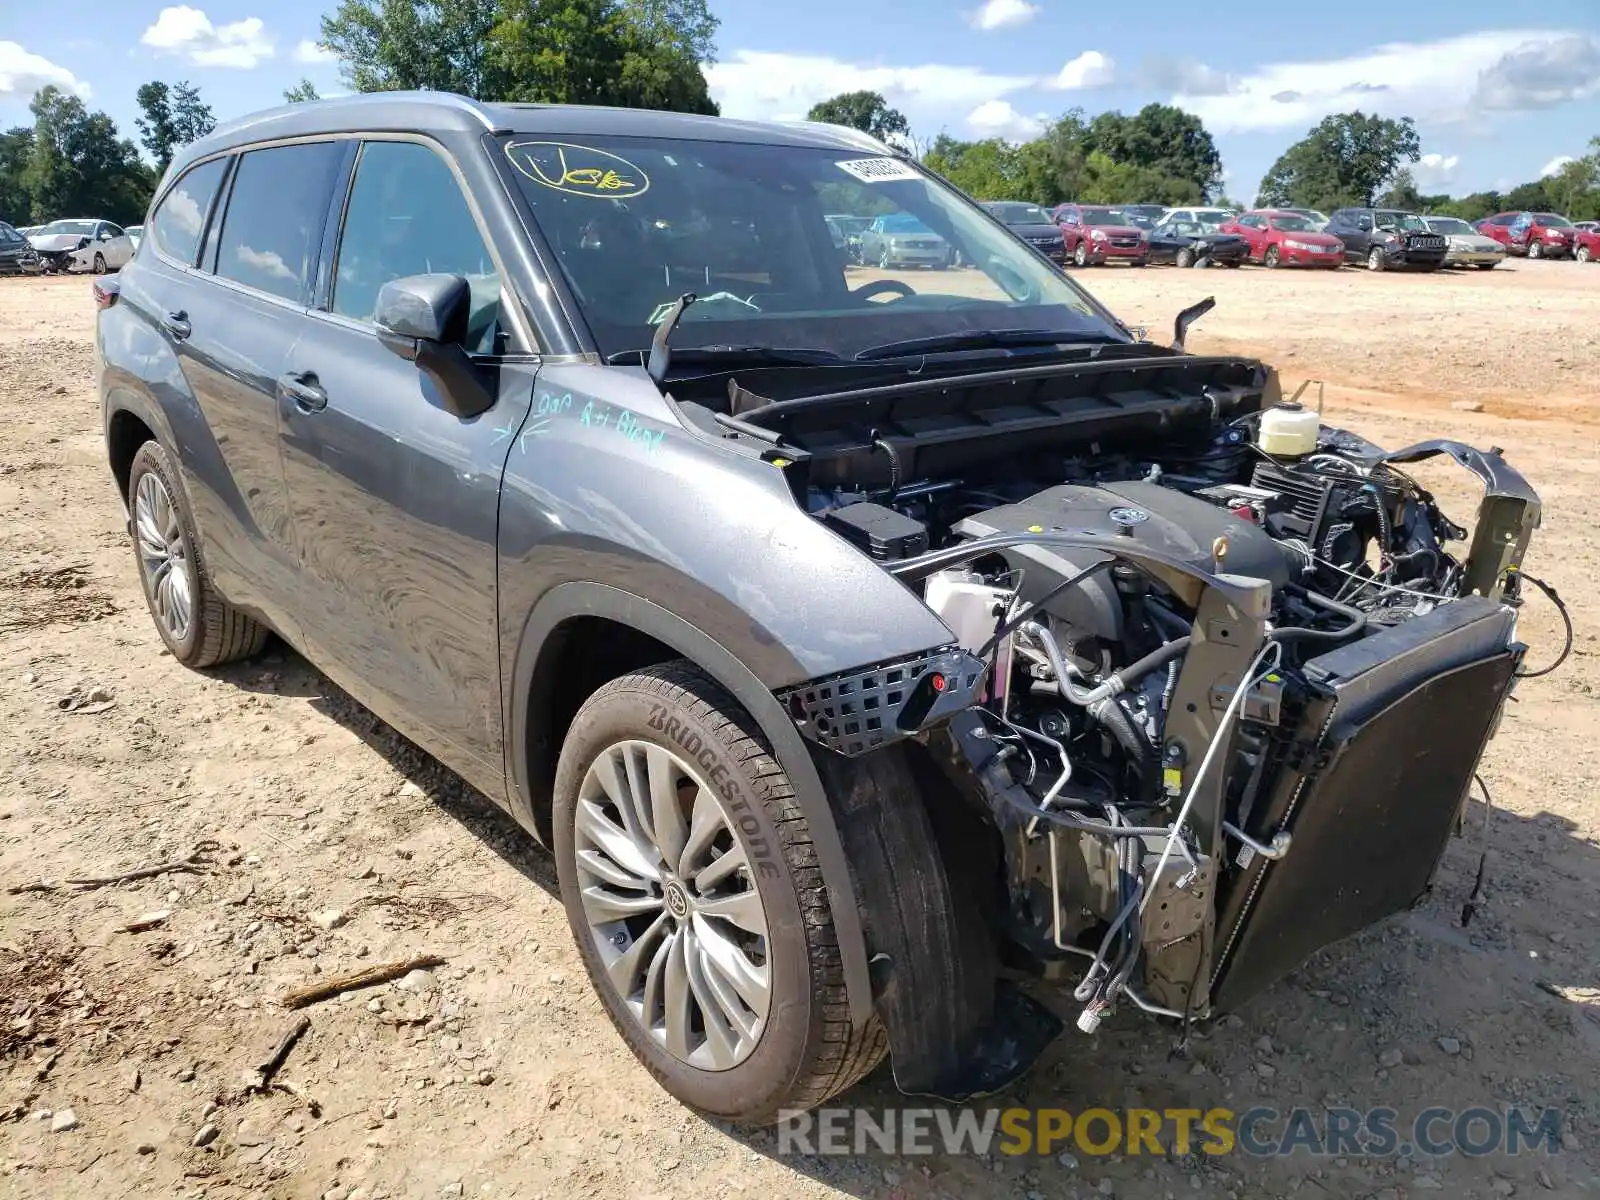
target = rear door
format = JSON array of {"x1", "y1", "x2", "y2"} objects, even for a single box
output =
[
  {"x1": 276, "y1": 135, "x2": 535, "y2": 792},
  {"x1": 120, "y1": 143, "x2": 344, "y2": 641}
]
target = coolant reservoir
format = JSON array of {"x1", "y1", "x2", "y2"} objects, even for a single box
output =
[{"x1": 1258, "y1": 402, "x2": 1320, "y2": 457}]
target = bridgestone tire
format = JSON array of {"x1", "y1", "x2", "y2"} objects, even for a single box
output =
[
  {"x1": 126, "y1": 441, "x2": 268, "y2": 668},
  {"x1": 553, "y1": 661, "x2": 887, "y2": 1123}
]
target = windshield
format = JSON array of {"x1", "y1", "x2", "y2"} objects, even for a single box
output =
[
  {"x1": 1533, "y1": 213, "x2": 1572, "y2": 227},
  {"x1": 1079, "y1": 209, "x2": 1132, "y2": 227},
  {"x1": 1426, "y1": 217, "x2": 1475, "y2": 235},
  {"x1": 1269, "y1": 215, "x2": 1318, "y2": 232},
  {"x1": 0, "y1": 222, "x2": 19, "y2": 242},
  {"x1": 502, "y1": 136, "x2": 1123, "y2": 359},
  {"x1": 42, "y1": 220, "x2": 97, "y2": 235},
  {"x1": 1375, "y1": 211, "x2": 1429, "y2": 232},
  {"x1": 987, "y1": 202, "x2": 1051, "y2": 225}
]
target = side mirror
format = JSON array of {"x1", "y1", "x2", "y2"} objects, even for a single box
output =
[
  {"x1": 99, "y1": 231, "x2": 114, "y2": 241},
  {"x1": 376, "y1": 273, "x2": 493, "y2": 419}
]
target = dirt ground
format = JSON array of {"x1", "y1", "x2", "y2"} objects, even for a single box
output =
[{"x1": 2, "y1": 262, "x2": 1598, "y2": 1200}]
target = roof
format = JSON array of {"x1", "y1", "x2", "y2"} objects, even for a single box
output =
[{"x1": 169, "y1": 91, "x2": 893, "y2": 180}]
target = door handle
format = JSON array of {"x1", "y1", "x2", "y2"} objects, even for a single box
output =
[
  {"x1": 277, "y1": 371, "x2": 328, "y2": 412},
  {"x1": 163, "y1": 311, "x2": 191, "y2": 341}
]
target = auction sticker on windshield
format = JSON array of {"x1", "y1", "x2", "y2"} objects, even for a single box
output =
[
  {"x1": 505, "y1": 141, "x2": 650, "y2": 198},
  {"x1": 836, "y1": 157, "x2": 922, "y2": 184}
]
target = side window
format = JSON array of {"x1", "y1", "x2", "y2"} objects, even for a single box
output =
[
  {"x1": 104, "y1": 223, "x2": 124, "y2": 238},
  {"x1": 150, "y1": 156, "x2": 229, "y2": 266},
  {"x1": 215, "y1": 141, "x2": 344, "y2": 303},
  {"x1": 332, "y1": 140, "x2": 501, "y2": 353}
]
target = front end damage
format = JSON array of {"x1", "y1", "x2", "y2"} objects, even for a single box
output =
[{"x1": 709, "y1": 350, "x2": 1549, "y2": 1101}]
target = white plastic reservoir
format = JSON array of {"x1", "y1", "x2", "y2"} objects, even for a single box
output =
[{"x1": 1258, "y1": 402, "x2": 1320, "y2": 457}]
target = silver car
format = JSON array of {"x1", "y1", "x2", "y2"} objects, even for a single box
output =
[
  {"x1": 858, "y1": 212, "x2": 950, "y2": 269},
  {"x1": 1424, "y1": 216, "x2": 1505, "y2": 270},
  {"x1": 29, "y1": 218, "x2": 137, "y2": 274}
]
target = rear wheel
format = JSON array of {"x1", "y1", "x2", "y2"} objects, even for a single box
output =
[
  {"x1": 1264, "y1": 246, "x2": 1281, "y2": 269},
  {"x1": 126, "y1": 441, "x2": 268, "y2": 667},
  {"x1": 553, "y1": 661, "x2": 886, "y2": 1123}
]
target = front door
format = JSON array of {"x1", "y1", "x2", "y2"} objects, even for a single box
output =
[{"x1": 276, "y1": 137, "x2": 533, "y2": 794}]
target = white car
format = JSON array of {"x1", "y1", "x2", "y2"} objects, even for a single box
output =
[{"x1": 28, "y1": 218, "x2": 136, "y2": 274}]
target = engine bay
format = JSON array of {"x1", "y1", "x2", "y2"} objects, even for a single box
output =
[{"x1": 762, "y1": 362, "x2": 1551, "y2": 1036}]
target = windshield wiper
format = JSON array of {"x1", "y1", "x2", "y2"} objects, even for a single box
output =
[
  {"x1": 610, "y1": 344, "x2": 846, "y2": 369},
  {"x1": 852, "y1": 328, "x2": 1121, "y2": 361}
]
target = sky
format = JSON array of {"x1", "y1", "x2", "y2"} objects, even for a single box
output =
[{"x1": 3, "y1": 0, "x2": 1598, "y2": 202}]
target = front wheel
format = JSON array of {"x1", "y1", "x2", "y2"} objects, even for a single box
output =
[
  {"x1": 1073, "y1": 243, "x2": 1090, "y2": 268},
  {"x1": 1367, "y1": 247, "x2": 1386, "y2": 272},
  {"x1": 1577, "y1": 246, "x2": 1591, "y2": 263},
  {"x1": 1264, "y1": 246, "x2": 1281, "y2": 269},
  {"x1": 1478, "y1": 261, "x2": 1500, "y2": 270},
  {"x1": 126, "y1": 441, "x2": 268, "y2": 667},
  {"x1": 1175, "y1": 248, "x2": 1194, "y2": 269},
  {"x1": 1527, "y1": 240, "x2": 1543, "y2": 260},
  {"x1": 93, "y1": 252, "x2": 107, "y2": 274},
  {"x1": 553, "y1": 662, "x2": 886, "y2": 1123}
]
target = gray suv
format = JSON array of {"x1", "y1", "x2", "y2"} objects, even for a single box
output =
[{"x1": 99, "y1": 92, "x2": 1547, "y2": 1123}]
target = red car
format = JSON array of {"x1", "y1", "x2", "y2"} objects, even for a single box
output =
[
  {"x1": 1573, "y1": 221, "x2": 1599, "y2": 263},
  {"x1": 1476, "y1": 211, "x2": 1577, "y2": 259},
  {"x1": 1221, "y1": 209, "x2": 1345, "y2": 268},
  {"x1": 1051, "y1": 204, "x2": 1148, "y2": 267}
]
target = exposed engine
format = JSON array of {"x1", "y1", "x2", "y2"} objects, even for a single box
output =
[{"x1": 791, "y1": 393, "x2": 1553, "y2": 1035}]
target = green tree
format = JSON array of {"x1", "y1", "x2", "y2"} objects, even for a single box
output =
[
  {"x1": 1083, "y1": 104, "x2": 1222, "y2": 200},
  {"x1": 489, "y1": 0, "x2": 718, "y2": 113},
  {"x1": 1257, "y1": 112, "x2": 1421, "y2": 210},
  {"x1": 320, "y1": 0, "x2": 719, "y2": 113},
  {"x1": 136, "y1": 80, "x2": 216, "y2": 170},
  {"x1": 1503, "y1": 180, "x2": 1553, "y2": 212},
  {"x1": 1434, "y1": 190, "x2": 1502, "y2": 222},
  {"x1": 24, "y1": 87, "x2": 151, "y2": 225},
  {"x1": 1, "y1": 126, "x2": 35, "y2": 223},
  {"x1": 1377, "y1": 168, "x2": 1423, "y2": 211},
  {"x1": 923, "y1": 135, "x2": 1027, "y2": 200},
  {"x1": 284, "y1": 78, "x2": 323, "y2": 103},
  {"x1": 805, "y1": 91, "x2": 909, "y2": 143},
  {"x1": 1078, "y1": 150, "x2": 1201, "y2": 206}
]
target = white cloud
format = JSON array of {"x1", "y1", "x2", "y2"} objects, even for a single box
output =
[
  {"x1": 966, "y1": 0, "x2": 1039, "y2": 31},
  {"x1": 1541, "y1": 154, "x2": 1576, "y2": 177},
  {"x1": 0, "y1": 40, "x2": 90, "y2": 99},
  {"x1": 1473, "y1": 34, "x2": 1600, "y2": 110},
  {"x1": 1173, "y1": 30, "x2": 1589, "y2": 133},
  {"x1": 1138, "y1": 56, "x2": 1231, "y2": 96},
  {"x1": 1412, "y1": 152, "x2": 1461, "y2": 189},
  {"x1": 1048, "y1": 50, "x2": 1115, "y2": 91},
  {"x1": 141, "y1": 6, "x2": 275, "y2": 69},
  {"x1": 967, "y1": 99, "x2": 1044, "y2": 141},
  {"x1": 293, "y1": 39, "x2": 336, "y2": 65},
  {"x1": 706, "y1": 50, "x2": 1035, "y2": 129}
]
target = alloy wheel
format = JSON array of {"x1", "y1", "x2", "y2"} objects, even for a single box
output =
[
  {"x1": 1367, "y1": 247, "x2": 1384, "y2": 272},
  {"x1": 93, "y1": 252, "x2": 107, "y2": 274},
  {"x1": 573, "y1": 739, "x2": 771, "y2": 1072},
  {"x1": 133, "y1": 470, "x2": 193, "y2": 642},
  {"x1": 1528, "y1": 240, "x2": 1542, "y2": 259}
]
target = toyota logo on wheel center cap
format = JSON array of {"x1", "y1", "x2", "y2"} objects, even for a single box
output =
[{"x1": 664, "y1": 880, "x2": 690, "y2": 919}]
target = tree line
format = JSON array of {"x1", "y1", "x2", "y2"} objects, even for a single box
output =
[{"x1": 4, "y1": 2, "x2": 1596, "y2": 230}]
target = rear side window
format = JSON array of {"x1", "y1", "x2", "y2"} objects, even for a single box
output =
[
  {"x1": 331, "y1": 140, "x2": 500, "y2": 352},
  {"x1": 150, "y1": 157, "x2": 229, "y2": 266},
  {"x1": 215, "y1": 141, "x2": 343, "y2": 303}
]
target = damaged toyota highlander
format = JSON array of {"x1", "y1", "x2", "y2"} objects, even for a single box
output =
[{"x1": 98, "y1": 95, "x2": 1561, "y2": 1124}]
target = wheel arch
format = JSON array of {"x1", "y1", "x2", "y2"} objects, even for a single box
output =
[
  {"x1": 102, "y1": 376, "x2": 179, "y2": 509},
  {"x1": 506, "y1": 580, "x2": 876, "y2": 1023}
]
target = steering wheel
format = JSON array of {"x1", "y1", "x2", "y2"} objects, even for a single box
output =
[{"x1": 851, "y1": 278, "x2": 915, "y2": 302}]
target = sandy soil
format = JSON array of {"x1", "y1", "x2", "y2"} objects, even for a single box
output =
[{"x1": 2, "y1": 263, "x2": 1599, "y2": 1200}]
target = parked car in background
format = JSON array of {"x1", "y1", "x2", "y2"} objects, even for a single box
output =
[
  {"x1": 1422, "y1": 216, "x2": 1505, "y2": 270},
  {"x1": 859, "y1": 212, "x2": 950, "y2": 269},
  {"x1": 1161, "y1": 206, "x2": 1237, "y2": 228},
  {"x1": 1477, "y1": 211, "x2": 1575, "y2": 259},
  {"x1": 28, "y1": 218, "x2": 136, "y2": 273},
  {"x1": 1222, "y1": 210, "x2": 1344, "y2": 268},
  {"x1": 982, "y1": 200, "x2": 1067, "y2": 264},
  {"x1": 1325, "y1": 208, "x2": 1446, "y2": 272},
  {"x1": 1146, "y1": 212, "x2": 1247, "y2": 268},
  {"x1": 1573, "y1": 222, "x2": 1600, "y2": 263},
  {"x1": 0, "y1": 221, "x2": 42, "y2": 275},
  {"x1": 125, "y1": 224, "x2": 144, "y2": 248},
  {"x1": 1051, "y1": 204, "x2": 1148, "y2": 267},
  {"x1": 1115, "y1": 203, "x2": 1168, "y2": 229}
]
